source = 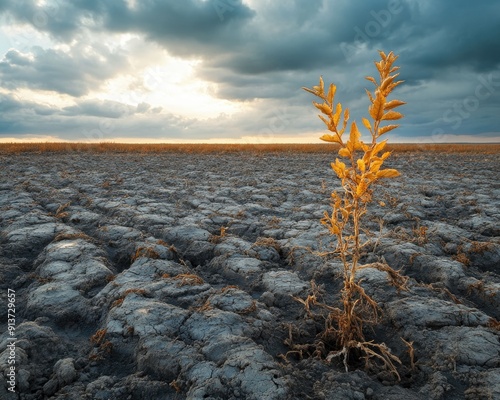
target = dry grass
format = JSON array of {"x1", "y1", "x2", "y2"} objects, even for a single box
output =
[
  {"x1": 90, "y1": 329, "x2": 108, "y2": 346},
  {"x1": 130, "y1": 246, "x2": 161, "y2": 262},
  {"x1": 172, "y1": 273, "x2": 204, "y2": 286},
  {"x1": 0, "y1": 142, "x2": 498, "y2": 154},
  {"x1": 89, "y1": 328, "x2": 113, "y2": 361}
]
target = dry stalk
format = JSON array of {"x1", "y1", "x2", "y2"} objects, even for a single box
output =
[
  {"x1": 401, "y1": 337, "x2": 416, "y2": 371},
  {"x1": 54, "y1": 202, "x2": 71, "y2": 219},
  {"x1": 300, "y1": 50, "x2": 408, "y2": 378},
  {"x1": 209, "y1": 226, "x2": 228, "y2": 244}
]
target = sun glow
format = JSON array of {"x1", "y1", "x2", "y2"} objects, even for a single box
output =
[{"x1": 97, "y1": 54, "x2": 242, "y2": 119}]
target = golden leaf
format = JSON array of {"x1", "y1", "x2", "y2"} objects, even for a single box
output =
[
  {"x1": 333, "y1": 103, "x2": 342, "y2": 126},
  {"x1": 380, "y1": 75, "x2": 396, "y2": 92},
  {"x1": 369, "y1": 92, "x2": 385, "y2": 121},
  {"x1": 338, "y1": 147, "x2": 350, "y2": 158},
  {"x1": 302, "y1": 87, "x2": 318, "y2": 96},
  {"x1": 331, "y1": 192, "x2": 342, "y2": 208},
  {"x1": 381, "y1": 110, "x2": 403, "y2": 121},
  {"x1": 343, "y1": 108, "x2": 350, "y2": 125},
  {"x1": 320, "y1": 134, "x2": 340, "y2": 143},
  {"x1": 381, "y1": 151, "x2": 391, "y2": 160},
  {"x1": 365, "y1": 89, "x2": 374, "y2": 104},
  {"x1": 365, "y1": 172, "x2": 376, "y2": 181},
  {"x1": 362, "y1": 117, "x2": 372, "y2": 132},
  {"x1": 370, "y1": 159, "x2": 383, "y2": 173},
  {"x1": 318, "y1": 114, "x2": 330, "y2": 127},
  {"x1": 356, "y1": 180, "x2": 368, "y2": 197},
  {"x1": 314, "y1": 102, "x2": 332, "y2": 115},
  {"x1": 357, "y1": 159, "x2": 366, "y2": 173},
  {"x1": 331, "y1": 159, "x2": 346, "y2": 178},
  {"x1": 349, "y1": 122, "x2": 362, "y2": 150},
  {"x1": 327, "y1": 83, "x2": 336, "y2": 105},
  {"x1": 384, "y1": 99, "x2": 406, "y2": 110},
  {"x1": 385, "y1": 80, "x2": 404, "y2": 94},
  {"x1": 327, "y1": 220, "x2": 340, "y2": 235},
  {"x1": 378, "y1": 124, "x2": 399, "y2": 136},
  {"x1": 388, "y1": 51, "x2": 398, "y2": 62},
  {"x1": 376, "y1": 169, "x2": 400, "y2": 178},
  {"x1": 365, "y1": 76, "x2": 377, "y2": 86},
  {"x1": 372, "y1": 139, "x2": 388, "y2": 154}
]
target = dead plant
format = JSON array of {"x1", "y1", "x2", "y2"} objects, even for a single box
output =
[
  {"x1": 54, "y1": 202, "x2": 71, "y2": 219},
  {"x1": 301, "y1": 50, "x2": 407, "y2": 378},
  {"x1": 209, "y1": 226, "x2": 228, "y2": 244}
]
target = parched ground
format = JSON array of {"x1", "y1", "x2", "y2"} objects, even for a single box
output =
[{"x1": 0, "y1": 150, "x2": 499, "y2": 400}]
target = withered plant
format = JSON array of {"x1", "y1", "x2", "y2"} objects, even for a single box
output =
[{"x1": 301, "y1": 51, "x2": 407, "y2": 376}]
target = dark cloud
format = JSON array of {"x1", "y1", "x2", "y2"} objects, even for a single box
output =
[
  {"x1": 104, "y1": 0, "x2": 255, "y2": 54},
  {"x1": 0, "y1": 0, "x2": 104, "y2": 39},
  {"x1": 0, "y1": 43, "x2": 129, "y2": 97},
  {"x1": 62, "y1": 100, "x2": 134, "y2": 118}
]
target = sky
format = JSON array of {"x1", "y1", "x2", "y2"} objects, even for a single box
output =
[{"x1": 0, "y1": 0, "x2": 499, "y2": 144}]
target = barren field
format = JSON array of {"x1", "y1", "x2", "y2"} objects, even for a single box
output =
[{"x1": 1, "y1": 148, "x2": 499, "y2": 399}]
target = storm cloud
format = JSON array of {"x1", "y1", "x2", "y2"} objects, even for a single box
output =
[
  {"x1": 0, "y1": 0, "x2": 499, "y2": 142},
  {"x1": 0, "y1": 43, "x2": 129, "y2": 96}
]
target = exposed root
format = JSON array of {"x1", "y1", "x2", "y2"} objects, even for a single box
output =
[{"x1": 358, "y1": 261, "x2": 409, "y2": 292}]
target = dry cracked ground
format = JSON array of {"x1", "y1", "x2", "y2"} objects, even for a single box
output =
[{"x1": 1, "y1": 150, "x2": 499, "y2": 400}]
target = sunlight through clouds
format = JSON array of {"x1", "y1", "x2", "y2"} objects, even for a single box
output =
[{"x1": 0, "y1": 0, "x2": 499, "y2": 142}]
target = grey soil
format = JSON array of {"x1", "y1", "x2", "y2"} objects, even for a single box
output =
[{"x1": 1, "y1": 151, "x2": 499, "y2": 399}]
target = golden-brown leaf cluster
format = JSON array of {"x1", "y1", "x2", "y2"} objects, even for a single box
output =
[{"x1": 303, "y1": 50, "x2": 405, "y2": 244}]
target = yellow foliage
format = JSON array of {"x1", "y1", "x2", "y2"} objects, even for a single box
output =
[{"x1": 301, "y1": 50, "x2": 406, "y2": 377}]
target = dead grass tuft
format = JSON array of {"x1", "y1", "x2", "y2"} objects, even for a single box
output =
[
  {"x1": 54, "y1": 232, "x2": 94, "y2": 242},
  {"x1": 252, "y1": 237, "x2": 282, "y2": 253},
  {"x1": 110, "y1": 298, "x2": 124, "y2": 309},
  {"x1": 487, "y1": 318, "x2": 500, "y2": 331},
  {"x1": 131, "y1": 246, "x2": 160, "y2": 262},
  {"x1": 53, "y1": 202, "x2": 71, "y2": 219},
  {"x1": 220, "y1": 285, "x2": 240, "y2": 292},
  {"x1": 172, "y1": 273, "x2": 204, "y2": 286},
  {"x1": 123, "y1": 288, "x2": 147, "y2": 296},
  {"x1": 90, "y1": 329, "x2": 107, "y2": 346},
  {"x1": 209, "y1": 226, "x2": 228, "y2": 244}
]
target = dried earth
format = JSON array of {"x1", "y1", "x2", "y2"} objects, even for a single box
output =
[{"x1": 0, "y1": 150, "x2": 499, "y2": 400}]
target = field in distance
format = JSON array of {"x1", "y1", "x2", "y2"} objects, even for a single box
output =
[{"x1": 1, "y1": 141, "x2": 500, "y2": 154}]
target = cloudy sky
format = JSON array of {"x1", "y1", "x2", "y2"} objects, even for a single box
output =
[{"x1": 0, "y1": 0, "x2": 499, "y2": 143}]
